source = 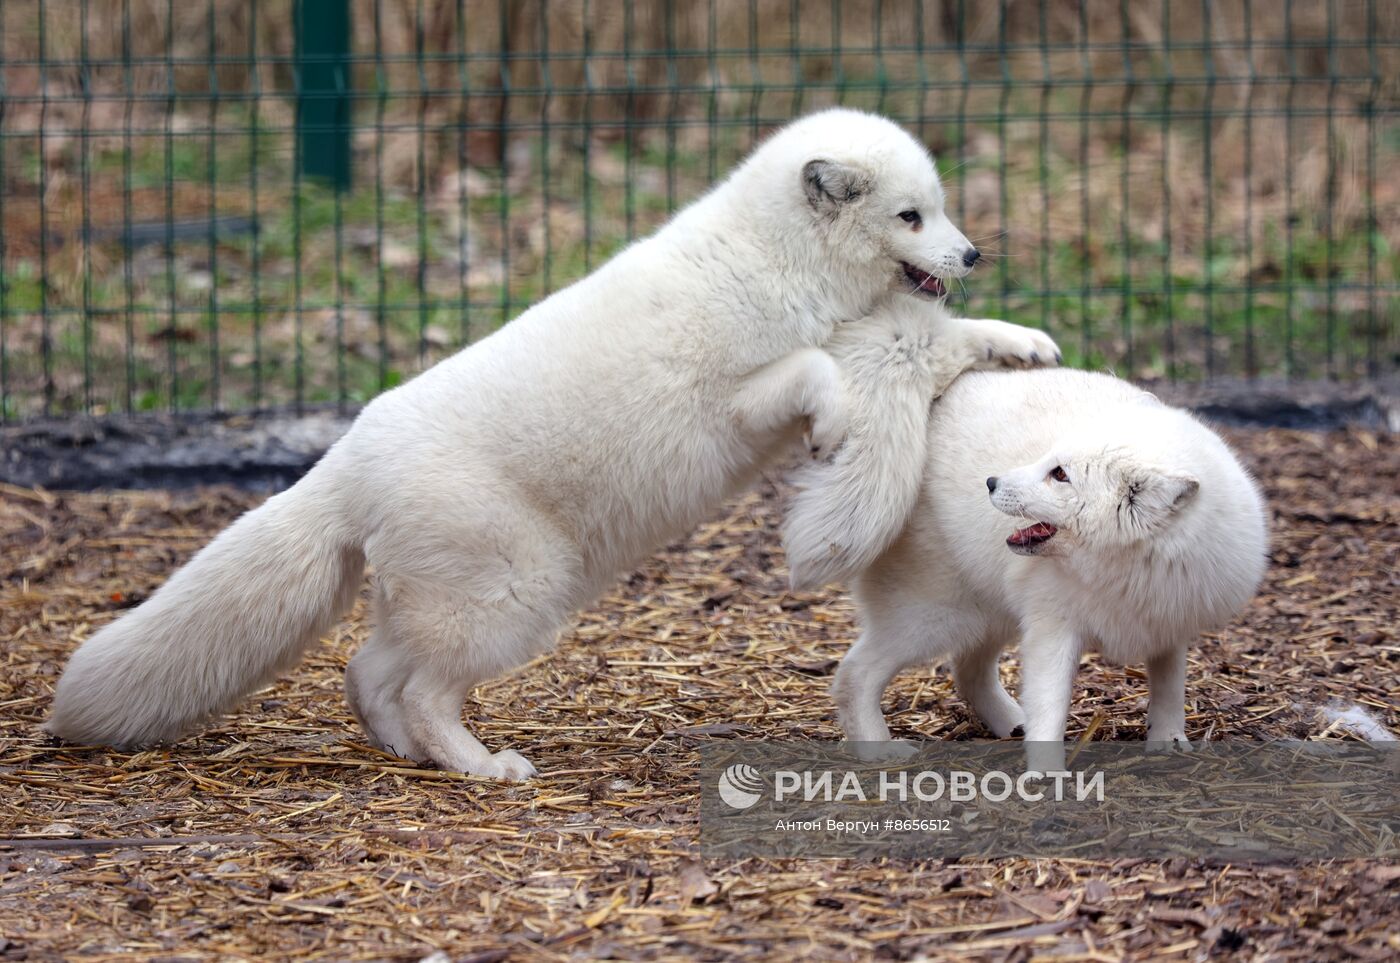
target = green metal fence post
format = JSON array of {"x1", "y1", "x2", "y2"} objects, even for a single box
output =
[{"x1": 296, "y1": 0, "x2": 352, "y2": 191}]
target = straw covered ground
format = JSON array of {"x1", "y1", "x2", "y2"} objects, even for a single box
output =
[{"x1": 0, "y1": 425, "x2": 1396, "y2": 961}]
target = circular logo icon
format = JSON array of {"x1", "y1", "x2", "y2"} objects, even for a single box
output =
[{"x1": 717, "y1": 763, "x2": 764, "y2": 810}]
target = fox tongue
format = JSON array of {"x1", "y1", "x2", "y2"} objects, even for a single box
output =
[
  {"x1": 1008, "y1": 522, "x2": 1057, "y2": 546},
  {"x1": 914, "y1": 270, "x2": 946, "y2": 297},
  {"x1": 903, "y1": 262, "x2": 947, "y2": 297}
]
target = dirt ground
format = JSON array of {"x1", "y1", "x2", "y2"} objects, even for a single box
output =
[{"x1": 0, "y1": 426, "x2": 1396, "y2": 961}]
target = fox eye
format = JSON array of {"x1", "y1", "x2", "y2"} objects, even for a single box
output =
[
  {"x1": 1049, "y1": 466, "x2": 1070, "y2": 483},
  {"x1": 897, "y1": 209, "x2": 921, "y2": 226}
]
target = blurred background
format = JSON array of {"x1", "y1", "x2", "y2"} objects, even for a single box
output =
[{"x1": 0, "y1": 0, "x2": 1396, "y2": 421}]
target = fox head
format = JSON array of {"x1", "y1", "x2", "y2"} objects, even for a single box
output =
[
  {"x1": 743, "y1": 109, "x2": 980, "y2": 304},
  {"x1": 984, "y1": 426, "x2": 1201, "y2": 557},
  {"x1": 799, "y1": 147, "x2": 979, "y2": 301}
]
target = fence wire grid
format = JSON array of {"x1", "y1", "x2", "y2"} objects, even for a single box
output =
[{"x1": 0, "y1": 0, "x2": 1397, "y2": 421}]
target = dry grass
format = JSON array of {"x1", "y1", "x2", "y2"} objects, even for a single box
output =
[{"x1": 0, "y1": 425, "x2": 1396, "y2": 960}]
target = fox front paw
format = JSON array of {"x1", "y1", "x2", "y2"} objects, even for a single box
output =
[
  {"x1": 967, "y1": 319, "x2": 1062, "y2": 370},
  {"x1": 804, "y1": 398, "x2": 849, "y2": 460},
  {"x1": 1145, "y1": 731, "x2": 1192, "y2": 753}
]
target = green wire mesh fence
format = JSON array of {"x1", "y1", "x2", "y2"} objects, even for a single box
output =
[{"x1": 0, "y1": 0, "x2": 1396, "y2": 421}]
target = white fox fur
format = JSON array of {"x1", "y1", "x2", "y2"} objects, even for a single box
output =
[
  {"x1": 788, "y1": 366, "x2": 1268, "y2": 771},
  {"x1": 46, "y1": 109, "x2": 1058, "y2": 780},
  {"x1": 782, "y1": 303, "x2": 1058, "y2": 591}
]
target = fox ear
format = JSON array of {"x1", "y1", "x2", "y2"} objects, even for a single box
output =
[
  {"x1": 802, "y1": 159, "x2": 869, "y2": 213},
  {"x1": 1124, "y1": 470, "x2": 1199, "y2": 529}
]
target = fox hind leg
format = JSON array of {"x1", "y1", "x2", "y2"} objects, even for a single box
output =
[
  {"x1": 345, "y1": 585, "x2": 423, "y2": 762},
  {"x1": 951, "y1": 636, "x2": 1025, "y2": 738},
  {"x1": 833, "y1": 594, "x2": 986, "y2": 746},
  {"x1": 364, "y1": 520, "x2": 580, "y2": 780}
]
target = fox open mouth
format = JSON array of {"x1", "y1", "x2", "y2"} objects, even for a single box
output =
[
  {"x1": 902, "y1": 261, "x2": 947, "y2": 298},
  {"x1": 1007, "y1": 521, "x2": 1058, "y2": 555}
]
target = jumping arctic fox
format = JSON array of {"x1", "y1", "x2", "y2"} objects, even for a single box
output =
[
  {"x1": 785, "y1": 365, "x2": 1267, "y2": 770},
  {"x1": 47, "y1": 109, "x2": 1059, "y2": 779}
]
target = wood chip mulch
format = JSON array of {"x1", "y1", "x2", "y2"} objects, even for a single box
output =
[{"x1": 0, "y1": 426, "x2": 1396, "y2": 961}]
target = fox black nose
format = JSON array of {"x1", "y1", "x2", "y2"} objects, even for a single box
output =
[
  {"x1": 986, "y1": 476, "x2": 998, "y2": 493},
  {"x1": 963, "y1": 248, "x2": 981, "y2": 267}
]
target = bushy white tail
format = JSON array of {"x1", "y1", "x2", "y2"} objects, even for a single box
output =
[
  {"x1": 781, "y1": 311, "x2": 943, "y2": 591},
  {"x1": 45, "y1": 467, "x2": 364, "y2": 748}
]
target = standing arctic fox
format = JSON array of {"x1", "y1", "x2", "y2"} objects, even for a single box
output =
[
  {"x1": 784, "y1": 365, "x2": 1267, "y2": 769},
  {"x1": 47, "y1": 109, "x2": 1059, "y2": 779}
]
